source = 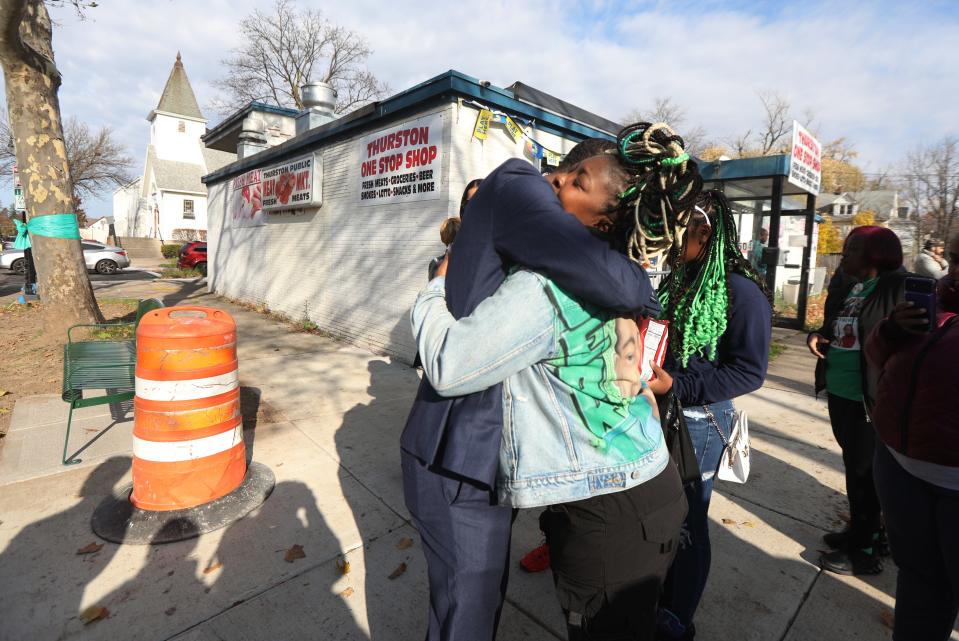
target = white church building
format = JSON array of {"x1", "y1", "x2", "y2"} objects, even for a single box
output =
[{"x1": 113, "y1": 53, "x2": 234, "y2": 242}]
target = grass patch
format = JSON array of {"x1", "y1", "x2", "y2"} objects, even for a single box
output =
[
  {"x1": 159, "y1": 266, "x2": 202, "y2": 278},
  {"x1": 769, "y1": 342, "x2": 787, "y2": 361},
  {"x1": 90, "y1": 324, "x2": 135, "y2": 340}
]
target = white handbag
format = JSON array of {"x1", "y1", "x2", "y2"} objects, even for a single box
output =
[{"x1": 704, "y1": 406, "x2": 750, "y2": 484}]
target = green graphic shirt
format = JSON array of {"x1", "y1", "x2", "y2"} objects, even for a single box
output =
[
  {"x1": 825, "y1": 277, "x2": 878, "y2": 401},
  {"x1": 542, "y1": 280, "x2": 660, "y2": 461}
]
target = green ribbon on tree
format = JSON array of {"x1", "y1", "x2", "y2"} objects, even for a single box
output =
[{"x1": 13, "y1": 213, "x2": 81, "y2": 250}]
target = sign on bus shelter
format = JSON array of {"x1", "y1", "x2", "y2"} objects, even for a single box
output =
[{"x1": 787, "y1": 121, "x2": 821, "y2": 195}]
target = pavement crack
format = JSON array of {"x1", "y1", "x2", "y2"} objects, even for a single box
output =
[
  {"x1": 777, "y1": 566, "x2": 822, "y2": 641},
  {"x1": 719, "y1": 488, "x2": 827, "y2": 533}
]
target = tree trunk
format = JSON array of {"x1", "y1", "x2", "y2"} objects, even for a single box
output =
[{"x1": 0, "y1": 0, "x2": 102, "y2": 331}]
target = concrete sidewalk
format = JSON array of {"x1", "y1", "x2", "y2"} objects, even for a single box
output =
[{"x1": 0, "y1": 281, "x2": 956, "y2": 641}]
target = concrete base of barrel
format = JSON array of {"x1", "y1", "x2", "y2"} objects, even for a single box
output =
[{"x1": 90, "y1": 461, "x2": 276, "y2": 544}]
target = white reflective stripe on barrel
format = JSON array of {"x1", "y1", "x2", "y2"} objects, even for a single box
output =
[
  {"x1": 135, "y1": 370, "x2": 239, "y2": 402},
  {"x1": 133, "y1": 424, "x2": 243, "y2": 462}
]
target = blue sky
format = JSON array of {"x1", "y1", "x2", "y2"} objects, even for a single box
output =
[{"x1": 7, "y1": 0, "x2": 957, "y2": 218}]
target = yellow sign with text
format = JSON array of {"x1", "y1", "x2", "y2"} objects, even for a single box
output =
[
  {"x1": 504, "y1": 116, "x2": 524, "y2": 143},
  {"x1": 473, "y1": 110, "x2": 493, "y2": 140}
]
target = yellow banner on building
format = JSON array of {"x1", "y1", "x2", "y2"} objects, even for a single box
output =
[
  {"x1": 473, "y1": 110, "x2": 493, "y2": 140},
  {"x1": 504, "y1": 116, "x2": 524, "y2": 143}
]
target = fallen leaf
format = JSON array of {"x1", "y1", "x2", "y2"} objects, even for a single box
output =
[
  {"x1": 80, "y1": 606, "x2": 109, "y2": 624},
  {"x1": 76, "y1": 542, "x2": 103, "y2": 555},
  {"x1": 880, "y1": 609, "x2": 895, "y2": 629},
  {"x1": 721, "y1": 518, "x2": 736, "y2": 525},
  {"x1": 396, "y1": 537, "x2": 414, "y2": 550},
  {"x1": 741, "y1": 521, "x2": 756, "y2": 528},
  {"x1": 388, "y1": 562, "x2": 407, "y2": 580},
  {"x1": 0, "y1": 389, "x2": 8, "y2": 396},
  {"x1": 340, "y1": 587, "x2": 354, "y2": 598},
  {"x1": 336, "y1": 556, "x2": 351, "y2": 575},
  {"x1": 203, "y1": 561, "x2": 223, "y2": 575},
  {"x1": 284, "y1": 544, "x2": 305, "y2": 563},
  {"x1": 165, "y1": 607, "x2": 176, "y2": 616}
]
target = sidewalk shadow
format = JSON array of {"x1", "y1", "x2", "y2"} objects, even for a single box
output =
[
  {"x1": 0, "y1": 456, "x2": 130, "y2": 638},
  {"x1": 335, "y1": 358, "x2": 414, "y2": 638}
]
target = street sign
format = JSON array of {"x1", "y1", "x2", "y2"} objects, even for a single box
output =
[{"x1": 787, "y1": 121, "x2": 821, "y2": 195}]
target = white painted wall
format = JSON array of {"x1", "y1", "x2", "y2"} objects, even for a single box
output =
[
  {"x1": 151, "y1": 113, "x2": 207, "y2": 165},
  {"x1": 159, "y1": 191, "x2": 207, "y2": 242},
  {"x1": 207, "y1": 101, "x2": 589, "y2": 362},
  {"x1": 113, "y1": 180, "x2": 154, "y2": 238}
]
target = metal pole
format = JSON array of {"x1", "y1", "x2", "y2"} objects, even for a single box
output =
[
  {"x1": 767, "y1": 176, "x2": 784, "y2": 297},
  {"x1": 796, "y1": 192, "x2": 816, "y2": 329}
]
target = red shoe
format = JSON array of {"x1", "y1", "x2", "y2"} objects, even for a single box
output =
[{"x1": 520, "y1": 543, "x2": 551, "y2": 572}]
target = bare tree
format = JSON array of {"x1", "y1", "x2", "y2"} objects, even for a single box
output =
[
  {"x1": 727, "y1": 90, "x2": 793, "y2": 157},
  {"x1": 0, "y1": 114, "x2": 133, "y2": 199},
  {"x1": 901, "y1": 136, "x2": 959, "y2": 240},
  {"x1": 0, "y1": 0, "x2": 102, "y2": 329},
  {"x1": 213, "y1": 0, "x2": 388, "y2": 115},
  {"x1": 623, "y1": 97, "x2": 708, "y2": 156}
]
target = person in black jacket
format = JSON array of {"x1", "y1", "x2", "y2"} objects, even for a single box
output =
[
  {"x1": 806, "y1": 225, "x2": 910, "y2": 576},
  {"x1": 648, "y1": 191, "x2": 772, "y2": 641}
]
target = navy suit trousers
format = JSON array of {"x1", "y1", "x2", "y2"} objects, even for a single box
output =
[{"x1": 402, "y1": 451, "x2": 514, "y2": 641}]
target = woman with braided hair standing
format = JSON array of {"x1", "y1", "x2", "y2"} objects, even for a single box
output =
[{"x1": 647, "y1": 191, "x2": 773, "y2": 641}]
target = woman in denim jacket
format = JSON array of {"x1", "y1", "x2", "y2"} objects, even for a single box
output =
[{"x1": 413, "y1": 134, "x2": 692, "y2": 640}]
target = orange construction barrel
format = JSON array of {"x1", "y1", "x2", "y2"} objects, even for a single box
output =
[{"x1": 132, "y1": 306, "x2": 245, "y2": 511}]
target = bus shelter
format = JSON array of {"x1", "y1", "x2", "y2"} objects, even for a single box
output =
[{"x1": 700, "y1": 155, "x2": 821, "y2": 329}]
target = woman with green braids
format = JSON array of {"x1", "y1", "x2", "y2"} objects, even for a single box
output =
[
  {"x1": 648, "y1": 190, "x2": 772, "y2": 641},
  {"x1": 412, "y1": 123, "x2": 699, "y2": 640}
]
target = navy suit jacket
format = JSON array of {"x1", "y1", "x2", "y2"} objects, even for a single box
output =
[{"x1": 400, "y1": 159, "x2": 659, "y2": 490}]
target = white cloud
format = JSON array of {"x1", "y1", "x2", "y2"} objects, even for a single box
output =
[{"x1": 4, "y1": 0, "x2": 955, "y2": 215}]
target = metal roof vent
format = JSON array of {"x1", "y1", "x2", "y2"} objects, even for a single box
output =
[{"x1": 296, "y1": 82, "x2": 337, "y2": 136}]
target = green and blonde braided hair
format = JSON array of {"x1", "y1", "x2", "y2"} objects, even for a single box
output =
[
  {"x1": 658, "y1": 190, "x2": 770, "y2": 367},
  {"x1": 607, "y1": 122, "x2": 702, "y2": 265}
]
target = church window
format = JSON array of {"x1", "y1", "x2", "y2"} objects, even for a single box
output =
[
  {"x1": 178, "y1": 120, "x2": 186, "y2": 133},
  {"x1": 183, "y1": 199, "x2": 195, "y2": 219}
]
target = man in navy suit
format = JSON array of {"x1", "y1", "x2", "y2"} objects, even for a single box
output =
[{"x1": 401, "y1": 157, "x2": 659, "y2": 641}]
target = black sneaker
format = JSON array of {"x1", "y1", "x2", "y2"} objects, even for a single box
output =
[
  {"x1": 819, "y1": 547, "x2": 883, "y2": 576},
  {"x1": 822, "y1": 529, "x2": 849, "y2": 548},
  {"x1": 822, "y1": 529, "x2": 890, "y2": 556}
]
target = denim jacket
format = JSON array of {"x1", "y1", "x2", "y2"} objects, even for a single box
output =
[{"x1": 412, "y1": 270, "x2": 669, "y2": 508}]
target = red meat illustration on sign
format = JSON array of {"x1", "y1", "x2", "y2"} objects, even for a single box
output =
[
  {"x1": 241, "y1": 184, "x2": 262, "y2": 218},
  {"x1": 275, "y1": 172, "x2": 297, "y2": 205}
]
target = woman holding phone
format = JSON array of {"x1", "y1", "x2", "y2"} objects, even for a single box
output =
[{"x1": 864, "y1": 233, "x2": 959, "y2": 640}]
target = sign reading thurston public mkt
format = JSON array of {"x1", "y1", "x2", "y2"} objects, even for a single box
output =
[
  {"x1": 261, "y1": 153, "x2": 322, "y2": 213},
  {"x1": 787, "y1": 121, "x2": 821, "y2": 195},
  {"x1": 357, "y1": 112, "x2": 444, "y2": 206}
]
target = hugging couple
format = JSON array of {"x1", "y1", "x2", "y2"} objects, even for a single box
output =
[{"x1": 402, "y1": 122, "x2": 771, "y2": 641}]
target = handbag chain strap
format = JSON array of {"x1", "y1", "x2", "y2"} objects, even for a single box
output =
[{"x1": 702, "y1": 404, "x2": 730, "y2": 447}]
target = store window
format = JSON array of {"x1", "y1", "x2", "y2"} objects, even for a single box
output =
[{"x1": 183, "y1": 199, "x2": 195, "y2": 219}]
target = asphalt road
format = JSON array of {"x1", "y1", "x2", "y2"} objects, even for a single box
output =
[{"x1": 0, "y1": 267, "x2": 159, "y2": 299}]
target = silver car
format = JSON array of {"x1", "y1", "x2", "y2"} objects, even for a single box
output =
[{"x1": 0, "y1": 241, "x2": 131, "y2": 275}]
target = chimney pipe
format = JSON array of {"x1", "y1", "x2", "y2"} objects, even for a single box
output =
[{"x1": 296, "y1": 81, "x2": 337, "y2": 136}]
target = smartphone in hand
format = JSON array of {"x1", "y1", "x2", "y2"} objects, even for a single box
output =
[{"x1": 904, "y1": 277, "x2": 937, "y2": 332}]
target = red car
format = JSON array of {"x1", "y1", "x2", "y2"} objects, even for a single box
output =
[{"x1": 177, "y1": 241, "x2": 207, "y2": 275}]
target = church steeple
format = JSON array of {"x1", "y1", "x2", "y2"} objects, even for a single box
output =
[{"x1": 149, "y1": 52, "x2": 204, "y2": 121}]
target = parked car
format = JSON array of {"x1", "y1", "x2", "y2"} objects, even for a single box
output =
[
  {"x1": 0, "y1": 242, "x2": 130, "y2": 275},
  {"x1": 177, "y1": 241, "x2": 207, "y2": 276},
  {"x1": 1, "y1": 236, "x2": 14, "y2": 251}
]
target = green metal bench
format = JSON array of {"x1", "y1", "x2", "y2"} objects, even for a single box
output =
[{"x1": 61, "y1": 298, "x2": 164, "y2": 465}]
